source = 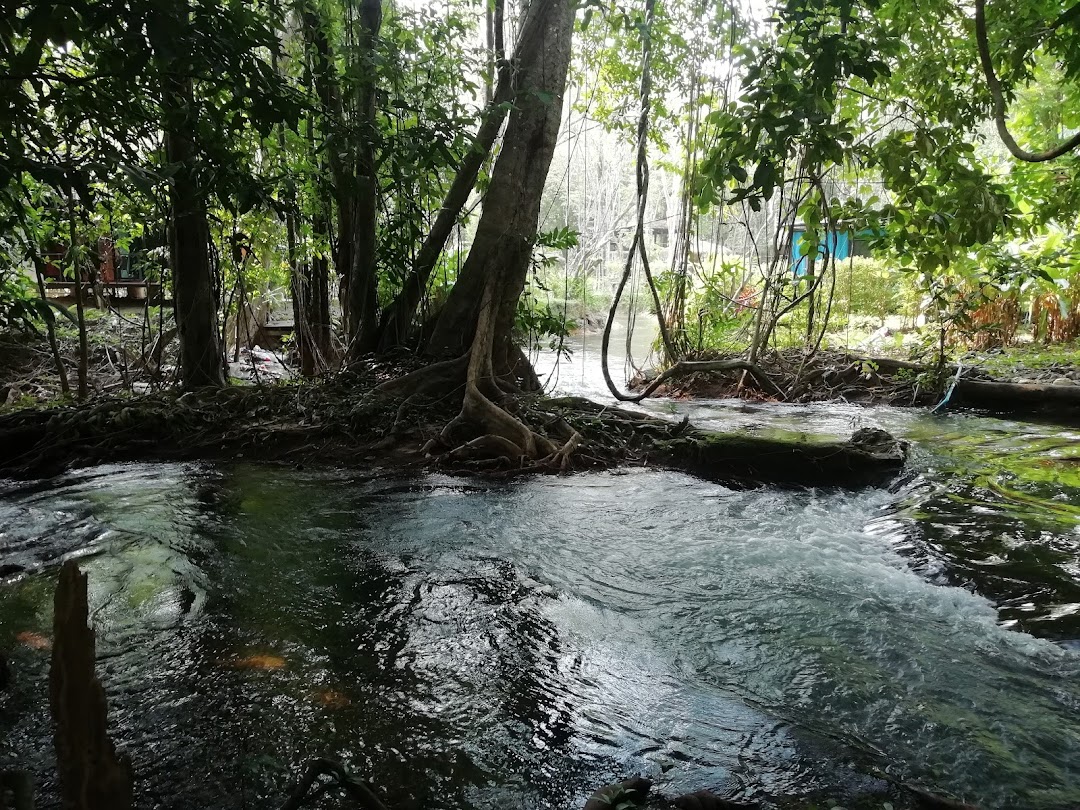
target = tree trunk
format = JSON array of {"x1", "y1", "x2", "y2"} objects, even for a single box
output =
[
  {"x1": 304, "y1": 62, "x2": 333, "y2": 374},
  {"x1": 285, "y1": 216, "x2": 312, "y2": 376},
  {"x1": 151, "y1": 24, "x2": 226, "y2": 392},
  {"x1": 288, "y1": 221, "x2": 332, "y2": 376},
  {"x1": 805, "y1": 253, "x2": 817, "y2": 344},
  {"x1": 304, "y1": 2, "x2": 381, "y2": 364},
  {"x1": 50, "y1": 561, "x2": 133, "y2": 810},
  {"x1": 149, "y1": 2, "x2": 225, "y2": 389},
  {"x1": 67, "y1": 196, "x2": 89, "y2": 399},
  {"x1": 380, "y1": 0, "x2": 559, "y2": 352},
  {"x1": 343, "y1": 0, "x2": 383, "y2": 364},
  {"x1": 277, "y1": 44, "x2": 329, "y2": 379},
  {"x1": 312, "y1": 231, "x2": 332, "y2": 363},
  {"x1": 424, "y1": 0, "x2": 574, "y2": 361},
  {"x1": 165, "y1": 123, "x2": 226, "y2": 389},
  {"x1": 26, "y1": 245, "x2": 71, "y2": 395}
]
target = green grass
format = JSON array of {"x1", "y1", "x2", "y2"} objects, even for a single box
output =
[{"x1": 962, "y1": 340, "x2": 1080, "y2": 378}]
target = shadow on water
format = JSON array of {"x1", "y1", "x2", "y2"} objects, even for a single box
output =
[{"x1": 1, "y1": 452, "x2": 1079, "y2": 809}]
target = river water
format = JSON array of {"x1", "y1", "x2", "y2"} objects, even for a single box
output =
[{"x1": 1, "y1": 340, "x2": 1078, "y2": 809}]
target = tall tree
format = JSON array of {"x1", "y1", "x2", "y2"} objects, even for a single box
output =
[
  {"x1": 377, "y1": 0, "x2": 535, "y2": 351},
  {"x1": 425, "y1": 0, "x2": 575, "y2": 365},
  {"x1": 377, "y1": 0, "x2": 577, "y2": 464},
  {"x1": 152, "y1": 1, "x2": 228, "y2": 389},
  {"x1": 162, "y1": 97, "x2": 226, "y2": 389},
  {"x1": 343, "y1": 0, "x2": 384, "y2": 363}
]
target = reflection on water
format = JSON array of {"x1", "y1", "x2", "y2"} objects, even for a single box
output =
[{"x1": 1, "y1": 452, "x2": 1079, "y2": 809}]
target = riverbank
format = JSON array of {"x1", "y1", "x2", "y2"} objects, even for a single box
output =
[
  {"x1": 0, "y1": 358, "x2": 905, "y2": 488},
  {"x1": 631, "y1": 346, "x2": 1080, "y2": 422}
]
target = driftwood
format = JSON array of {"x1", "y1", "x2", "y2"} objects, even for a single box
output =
[{"x1": 50, "y1": 561, "x2": 133, "y2": 810}]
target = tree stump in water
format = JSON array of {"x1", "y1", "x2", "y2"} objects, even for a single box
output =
[
  {"x1": 50, "y1": 561, "x2": 133, "y2": 810},
  {"x1": 0, "y1": 770, "x2": 34, "y2": 810}
]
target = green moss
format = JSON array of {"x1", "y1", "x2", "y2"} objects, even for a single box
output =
[{"x1": 965, "y1": 341, "x2": 1080, "y2": 379}]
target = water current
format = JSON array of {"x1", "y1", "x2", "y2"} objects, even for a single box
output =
[{"x1": 1, "y1": 339, "x2": 1078, "y2": 809}]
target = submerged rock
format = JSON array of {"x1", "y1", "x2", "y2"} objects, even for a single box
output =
[
  {"x1": 671, "y1": 789, "x2": 758, "y2": 809},
  {"x1": 583, "y1": 777, "x2": 652, "y2": 810},
  {"x1": 849, "y1": 427, "x2": 908, "y2": 458}
]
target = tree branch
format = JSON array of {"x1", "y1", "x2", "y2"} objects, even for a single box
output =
[
  {"x1": 975, "y1": 0, "x2": 1080, "y2": 162},
  {"x1": 1049, "y1": 1, "x2": 1080, "y2": 33}
]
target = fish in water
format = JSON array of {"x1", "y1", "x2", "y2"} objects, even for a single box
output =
[
  {"x1": 313, "y1": 688, "x2": 350, "y2": 709},
  {"x1": 229, "y1": 654, "x2": 286, "y2": 670},
  {"x1": 16, "y1": 631, "x2": 51, "y2": 651}
]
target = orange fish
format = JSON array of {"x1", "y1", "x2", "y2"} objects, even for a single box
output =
[
  {"x1": 230, "y1": 654, "x2": 286, "y2": 670},
  {"x1": 314, "y1": 688, "x2": 350, "y2": 709},
  {"x1": 16, "y1": 631, "x2": 51, "y2": 651}
]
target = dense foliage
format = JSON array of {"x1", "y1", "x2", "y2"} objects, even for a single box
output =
[{"x1": 4, "y1": 0, "x2": 1080, "y2": 399}]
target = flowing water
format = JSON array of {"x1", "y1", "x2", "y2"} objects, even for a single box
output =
[{"x1": 1, "y1": 344, "x2": 1079, "y2": 809}]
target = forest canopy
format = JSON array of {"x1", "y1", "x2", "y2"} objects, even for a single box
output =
[{"x1": 2, "y1": 0, "x2": 1080, "y2": 404}]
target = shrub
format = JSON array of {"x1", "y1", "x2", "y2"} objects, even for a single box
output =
[{"x1": 0, "y1": 267, "x2": 49, "y2": 335}]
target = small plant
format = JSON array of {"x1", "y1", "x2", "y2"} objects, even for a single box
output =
[
  {"x1": 514, "y1": 290, "x2": 576, "y2": 357},
  {"x1": 0, "y1": 268, "x2": 51, "y2": 335}
]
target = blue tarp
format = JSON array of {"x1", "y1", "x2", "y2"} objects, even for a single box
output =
[{"x1": 791, "y1": 228, "x2": 873, "y2": 276}]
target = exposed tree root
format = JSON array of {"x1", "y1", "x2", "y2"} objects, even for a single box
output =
[
  {"x1": 635, "y1": 358, "x2": 786, "y2": 402},
  {"x1": 406, "y1": 275, "x2": 581, "y2": 471},
  {"x1": 540, "y1": 427, "x2": 581, "y2": 470},
  {"x1": 372, "y1": 353, "x2": 469, "y2": 400},
  {"x1": 277, "y1": 758, "x2": 389, "y2": 810},
  {"x1": 0, "y1": 351, "x2": 906, "y2": 488},
  {"x1": 635, "y1": 348, "x2": 1080, "y2": 423}
]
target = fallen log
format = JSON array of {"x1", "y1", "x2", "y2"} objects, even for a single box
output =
[
  {"x1": 827, "y1": 354, "x2": 1080, "y2": 420},
  {"x1": 651, "y1": 427, "x2": 907, "y2": 488},
  {"x1": 953, "y1": 378, "x2": 1080, "y2": 411}
]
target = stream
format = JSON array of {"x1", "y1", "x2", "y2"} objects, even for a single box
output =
[{"x1": 1, "y1": 339, "x2": 1078, "y2": 809}]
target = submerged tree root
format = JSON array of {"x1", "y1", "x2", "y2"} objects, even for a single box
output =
[
  {"x1": 582, "y1": 773, "x2": 979, "y2": 810},
  {"x1": 278, "y1": 758, "x2": 389, "y2": 810}
]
